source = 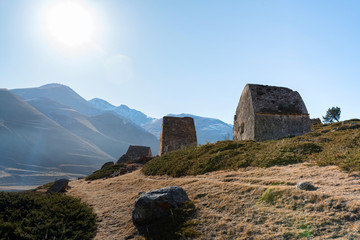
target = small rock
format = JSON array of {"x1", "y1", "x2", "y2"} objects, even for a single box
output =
[
  {"x1": 47, "y1": 179, "x2": 69, "y2": 193},
  {"x1": 296, "y1": 182, "x2": 316, "y2": 191},
  {"x1": 110, "y1": 171, "x2": 120, "y2": 178},
  {"x1": 120, "y1": 167, "x2": 127, "y2": 175},
  {"x1": 338, "y1": 125, "x2": 349, "y2": 131},
  {"x1": 350, "y1": 122, "x2": 359, "y2": 128}
]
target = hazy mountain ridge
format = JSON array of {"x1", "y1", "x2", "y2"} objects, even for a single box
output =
[
  {"x1": 18, "y1": 92, "x2": 159, "y2": 159},
  {"x1": 89, "y1": 98, "x2": 155, "y2": 126},
  {"x1": 4, "y1": 83, "x2": 232, "y2": 189},
  {"x1": 12, "y1": 83, "x2": 101, "y2": 116},
  {"x1": 89, "y1": 98, "x2": 233, "y2": 143},
  {"x1": 0, "y1": 89, "x2": 115, "y2": 189}
]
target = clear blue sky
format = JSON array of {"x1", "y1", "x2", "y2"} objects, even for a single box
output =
[{"x1": 1, "y1": 0, "x2": 360, "y2": 124}]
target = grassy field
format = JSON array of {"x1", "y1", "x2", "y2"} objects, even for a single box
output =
[
  {"x1": 143, "y1": 120, "x2": 360, "y2": 177},
  {"x1": 68, "y1": 163, "x2": 360, "y2": 239}
]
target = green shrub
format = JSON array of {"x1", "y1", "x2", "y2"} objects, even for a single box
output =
[
  {"x1": 258, "y1": 188, "x2": 283, "y2": 204},
  {"x1": 85, "y1": 163, "x2": 124, "y2": 181},
  {"x1": 0, "y1": 191, "x2": 96, "y2": 240}
]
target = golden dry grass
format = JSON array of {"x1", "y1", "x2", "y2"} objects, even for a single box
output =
[{"x1": 67, "y1": 163, "x2": 360, "y2": 239}]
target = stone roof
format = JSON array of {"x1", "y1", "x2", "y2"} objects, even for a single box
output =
[
  {"x1": 126, "y1": 145, "x2": 152, "y2": 159},
  {"x1": 247, "y1": 84, "x2": 308, "y2": 115}
]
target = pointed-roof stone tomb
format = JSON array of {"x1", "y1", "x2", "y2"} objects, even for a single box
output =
[{"x1": 233, "y1": 84, "x2": 310, "y2": 141}]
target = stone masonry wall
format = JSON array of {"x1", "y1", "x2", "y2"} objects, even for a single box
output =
[
  {"x1": 233, "y1": 85, "x2": 255, "y2": 141},
  {"x1": 254, "y1": 113, "x2": 310, "y2": 141},
  {"x1": 159, "y1": 116, "x2": 197, "y2": 156}
]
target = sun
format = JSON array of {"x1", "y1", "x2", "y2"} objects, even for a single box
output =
[{"x1": 45, "y1": 2, "x2": 96, "y2": 47}]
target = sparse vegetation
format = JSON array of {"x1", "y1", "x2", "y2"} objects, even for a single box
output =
[
  {"x1": 36, "y1": 181, "x2": 55, "y2": 190},
  {"x1": 142, "y1": 120, "x2": 360, "y2": 176},
  {"x1": 0, "y1": 191, "x2": 96, "y2": 240},
  {"x1": 258, "y1": 188, "x2": 284, "y2": 204},
  {"x1": 85, "y1": 163, "x2": 124, "y2": 181}
]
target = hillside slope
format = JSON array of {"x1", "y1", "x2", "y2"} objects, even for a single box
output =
[
  {"x1": 0, "y1": 89, "x2": 114, "y2": 189},
  {"x1": 12, "y1": 83, "x2": 101, "y2": 116},
  {"x1": 26, "y1": 97, "x2": 159, "y2": 158},
  {"x1": 89, "y1": 98, "x2": 155, "y2": 126},
  {"x1": 89, "y1": 98, "x2": 233, "y2": 144},
  {"x1": 68, "y1": 164, "x2": 360, "y2": 239},
  {"x1": 143, "y1": 120, "x2": 360, "y2": 176}
]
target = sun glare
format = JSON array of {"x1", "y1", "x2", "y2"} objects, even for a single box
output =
[{"x1": 45, "y1": 2, "x2": 96, "y2": 47}]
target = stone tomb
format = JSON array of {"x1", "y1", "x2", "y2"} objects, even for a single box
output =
[
  {"x1": 233, "y1": 84, "x2": 310, "y2": 141},
  {"x1": 159, "y1": 116, "x2": 197, "y2": 156},
  {"x1": 126, "y1": 145, "x2": 152, "y2": 160},
  {"x1": 117, "y1": 145, "x2": 152, "y2": 163}
]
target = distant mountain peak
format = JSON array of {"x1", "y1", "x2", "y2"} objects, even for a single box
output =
[
  {"x1": 89, "y1": 98, "x2": 155, "y2": 126},
  {"x1": 119, "y1": 104, "x2": 130, "y2": 110},
  {"x1": 39, "y1": 83, "x2": 71, "y2": 89},
  {"x1": 11, "y1": 84, "x2": 101, "y2": 116},
  {"x1": 89, "y1": 98, "x2": 116, "y2": 111}
]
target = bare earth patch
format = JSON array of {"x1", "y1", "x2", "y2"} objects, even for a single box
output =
[{"x1": 67, "y1": 163, "x2": 360, "y2": 239}]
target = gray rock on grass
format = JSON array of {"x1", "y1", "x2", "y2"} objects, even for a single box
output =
[
  {"x1": 296, "y1": 182, "x2": 316, "y2": 191},
  {"x1": 132, "y1": 186, "x2": 190, "y2": 236}
]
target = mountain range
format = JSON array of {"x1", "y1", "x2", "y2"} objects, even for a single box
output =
[
  {"x1": 1, "y1": 83, "x2": 232, "y2": 190},
  {"x1": 88, "y1": 98, "x2": 233, "y2": 143}
]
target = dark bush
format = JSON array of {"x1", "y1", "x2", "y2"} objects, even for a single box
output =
[{"x1": 0, "y1": 191, "x2": 96, "y2": 240}]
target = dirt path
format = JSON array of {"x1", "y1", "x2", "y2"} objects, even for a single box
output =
[{"x1": 67, "y1": 163, "x2": 360, "y2": 239}]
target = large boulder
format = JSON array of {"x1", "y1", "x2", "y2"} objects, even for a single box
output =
[
  {"x1": 47, "y1": 179, "x2": 69, "y2": 193},
  {"x1": 132, "y1": 186, "x2": 190, "y2": 236}
]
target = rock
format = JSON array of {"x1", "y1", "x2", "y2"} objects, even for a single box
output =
[
  {"x1": 47, "y1": 179, "x2": 69, "y2": 193},
  {"x1": 101, "y1": 161, "x2": 114, "y2": 169},
  {"x1": 110, "y1": 171, "x2": 120, "y2": 178},
  {"x1": 120, "y1": 167, "x2": 127, "y2": 175},
  {"x1": 296, "y1": 182, "x2": 316, "y2": 191},
  {"x1": 338, "y1": 125, "x2": 349, "y2": 131},
  {"x1": 132, "y1": 186, "x2": 190, "y2": 236},
  {"x1": 350, "y1": 122, "x2": 359, "y2": 128}
]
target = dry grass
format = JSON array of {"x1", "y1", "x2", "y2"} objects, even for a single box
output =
[{"x1": 67, "y1": 163, "x2": 360, "y2": 239}]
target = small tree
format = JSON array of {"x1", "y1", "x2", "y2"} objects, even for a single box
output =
[{"x1": 323, "y1": 106, "x2": 341, "y2": 123}]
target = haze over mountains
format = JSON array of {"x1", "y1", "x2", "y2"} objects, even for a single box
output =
[
  {"x1": 1, "y1": 83, "x2": 232, "y2": 190},
  {"x1": 89, "y1": 98, "x2": 233, "y2": 143}
]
